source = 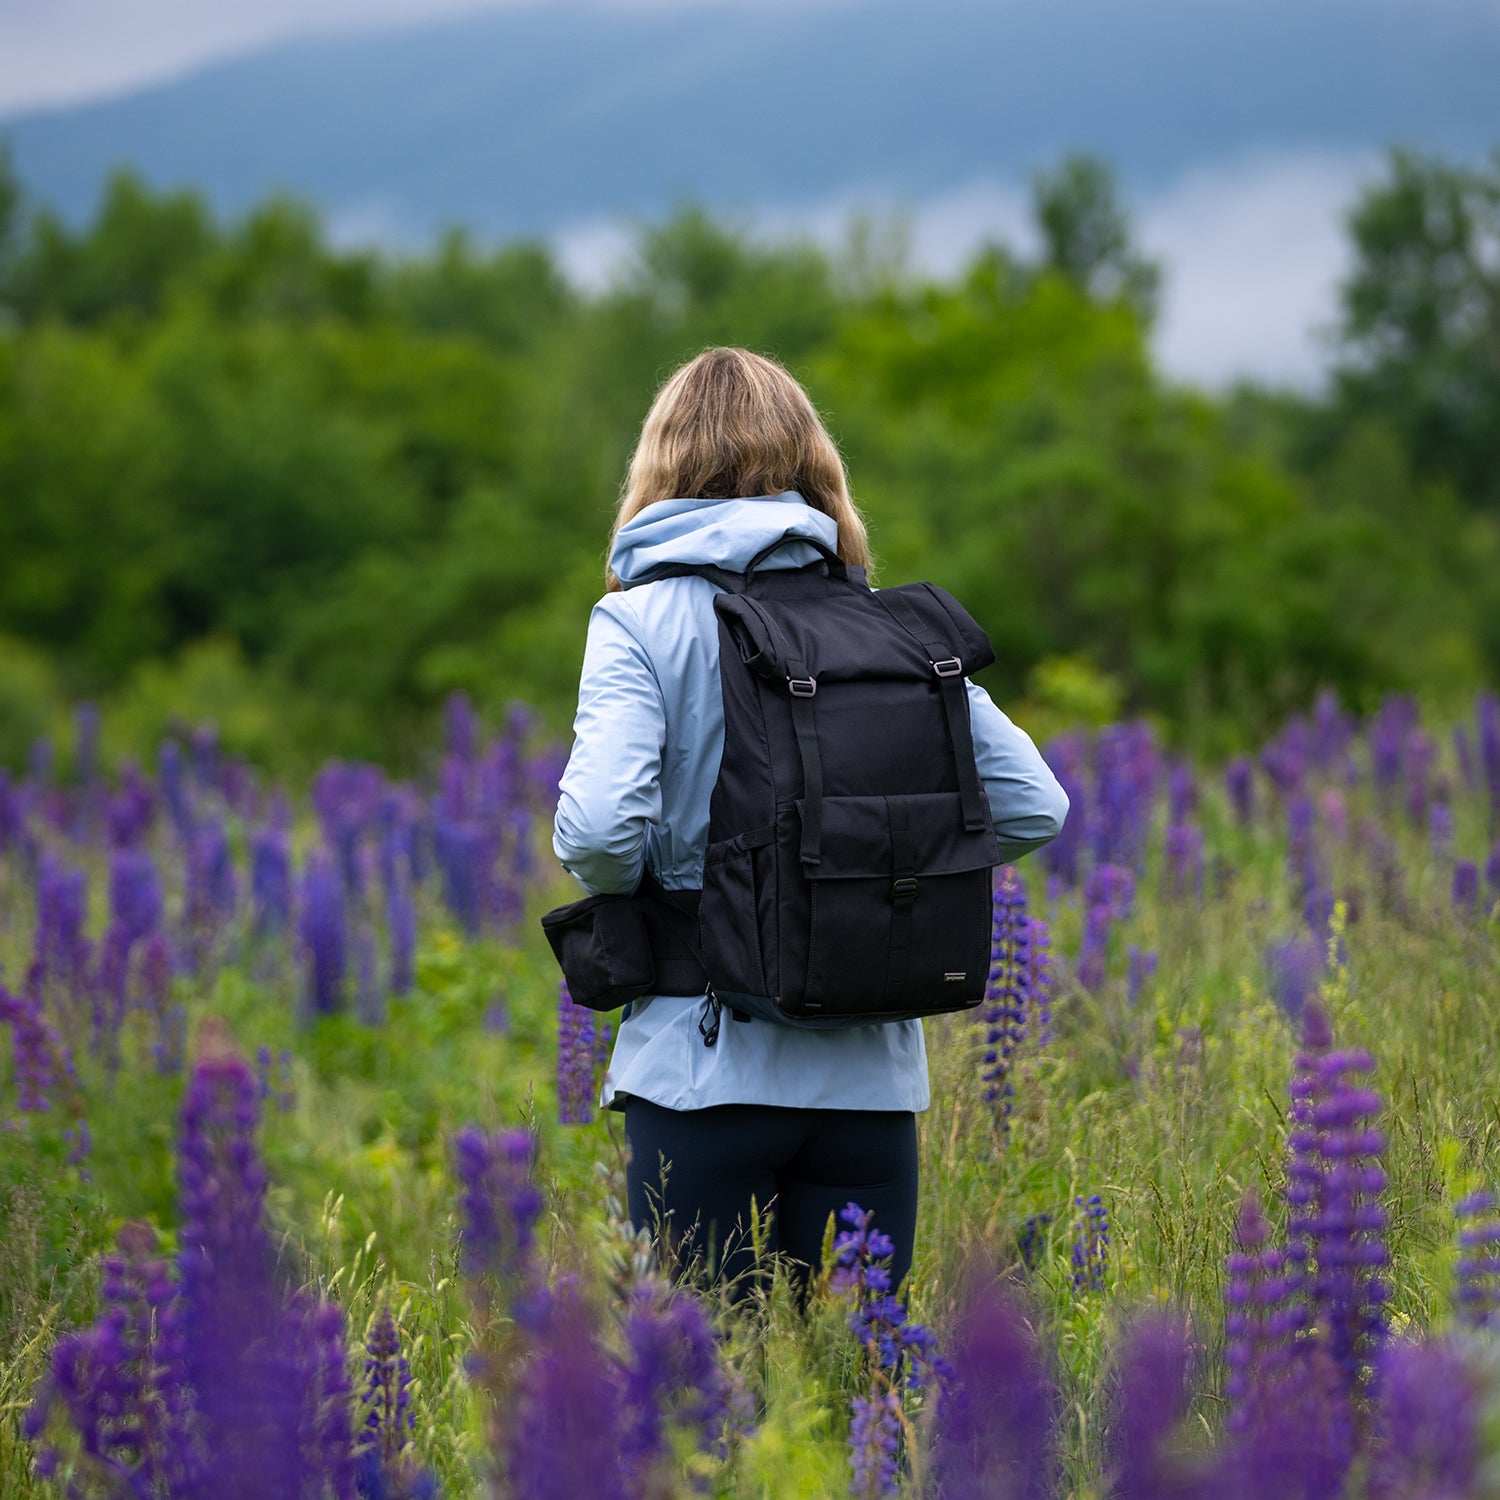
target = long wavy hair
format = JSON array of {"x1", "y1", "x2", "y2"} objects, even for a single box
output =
[{"x1": 607, "y1": 347, "x2": 873, "y2": 590}]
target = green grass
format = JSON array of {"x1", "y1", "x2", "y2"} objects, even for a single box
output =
[{"x1": 1, "y1": 764, "x2": 1498, "y2": 1497}]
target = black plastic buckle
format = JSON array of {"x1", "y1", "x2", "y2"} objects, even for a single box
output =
[
  {"x1": 892, "y1": 876, "x2": 919, "y2": 901},
  {"x1": 788, "y1": 677, "x2": 818, "y2": 697},
  {"x1": 933, "y1": 658, "x2": 963, "y2": 677}
]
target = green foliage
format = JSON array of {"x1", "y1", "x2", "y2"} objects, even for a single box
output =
[
  {"x1": 0, "y1": 150, "x2": 1494, "y2": 767},
  {"x1": 1331, "y1": 145, "x2": 1500, "y2": 512}
]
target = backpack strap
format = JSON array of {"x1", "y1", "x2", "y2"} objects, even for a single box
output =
[
  {"x1": 623, "y1": 562, "x2": 747, "y2": 593},
  {"x1": 783, "y1": 653, "x2": 824, "y2": 867},
  {"x1": 871, "y1": 588, "x2": 988, "y2": 834}
]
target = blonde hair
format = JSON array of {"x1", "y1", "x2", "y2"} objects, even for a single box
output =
[{"x1": 608, "y1": 347, "x2": 873, "y2": 590}]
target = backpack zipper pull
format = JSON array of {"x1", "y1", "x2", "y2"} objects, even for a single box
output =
[{"x1": 698, "y1": 986, "x2": 722, "y2": 1047}]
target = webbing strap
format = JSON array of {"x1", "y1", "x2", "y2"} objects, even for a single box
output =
[
  {"x1": 885, "y1": 797, "x2": 916, "y2": 1000},
  {"x1": 624, "y1": 562, "x2": 746, "y2": 594},
  {"x1": 786, "y1": 654, "x2": 823, "y2": 866},
  {"x1": 870, "y1": 589, "x2": 988, "y2": 833}
]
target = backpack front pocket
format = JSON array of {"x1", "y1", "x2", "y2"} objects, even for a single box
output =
[{"x1": 775, "y1": 792, "x2": 997, "y2": 1020}]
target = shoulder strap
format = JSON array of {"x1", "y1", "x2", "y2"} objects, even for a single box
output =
[
  {"x1": 622, "y1": 562, "x2": 747, "y2": 593},
  {"x1": 870, "y1": 587, "x2": 988, "y2": 834}
]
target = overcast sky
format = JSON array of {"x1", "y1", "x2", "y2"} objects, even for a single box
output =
[
  {"x1": 0, "y1": 1, "x2": 1426, "y2": 388},
  {"x1": 0, "y1": 0, "x2": 820, "y2": 116}
]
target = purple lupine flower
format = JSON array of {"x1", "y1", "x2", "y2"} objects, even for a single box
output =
[
  {"x1": 1370, "y1": 696, "x2": 1418, "y2": 796},
  {"x1": 108, "y1": 758, "x2": 157, "y2": 849},
  {"x1": 251, "y1": 825, "x2": 293, "y2": 940},
  {"x1": 25, "y1": 1221, "x2": 196, "y2": 1495},
  {"x1": 0, "y1": 980, "x2": 75, "y2": 1113},
  {"x1": 137, "y1": 932, "x2": 185, "y2": 1074},
  {"x1": 1162, "y1": 822, "x2": 1204, "y2": 899},
  {"x1": 834, "y1": 1203, "x2": 949, "y2": 1498},
  {"x1": 1027, "y1": 918, "x2": 1054, "y2": 1047},
  {"x1": 980, "y1": 868, "x2": 1030, "y2": 1129},
  {"x1": 158, "y1": 736, "x2": 192, "y2": 838},
  {"x1": 1453, "y1": 1190, "x2": 1500, "y2": 1329},
  {"x1": 619, "y1": 1283, "x2": 730, "y2": 1483},
  {"x1": 1311, "y1": 689, "x2": 1353, "y2": 769},
  {"x1": 1070, "y1": 1194, "x2": 1108, "y2": 1293},
  {"x1": 1102, "y1": 1311, "x2": 1199, "y2": 1500},
  {"x1": 1017, "y1": 1213, "x2": 1052, "y2": 1272},
  {"x1": 1286, "y1": 795, "x2": 1331, "y2": 937},
  {"x1": 1225, "y1": 755, "x2": 1255, "y2": 826},
  {"x1": 1223, "y1": 1194, "x2": 1308, "y2": 1436},
  {"x1": 1265, "y1": 936, "x2": 1324, "y2": 1023},
  {"x1": 1262, "y1": 719, "x2": 1308, "y2": 800},
  {"x1": 927, "y1": 1277, "x2": 1056, "y2": 1500},
  {"x1": 453, "y1": 1125, "x2": 543, "y2": 1282},
  {"x1": 299, "y1": 848, "x2": 348, "y2": 1017},
  {"x1": 1284, "y1": 1004, "x2": 1389, "y2": 1396},
  {"x1": 313, "y1": 762, "x2": 386, "y2": 899},
  {"x1": 1365, "y1": 1338, "x2": 1482, "y2": 1500},
  {"x1": 1041, "y1": 733, "x2": 1089, "y2": 887},
  {"x1": 557, "y1": 980, "x2": 598, "y2": 1126},
  {"x1": 1429, "y1": 801, "x2": 1454, "y2": 859},
  {"x1": 1402, "y1": 729, "x2": 1436, "y2": 830},
  {"x1": 505, "y1": 1281, "x2": 630, "y2": 1500},
  {"x1": 361, "y1": 1298, "x2": 415, "y2": 1468},
  {"x1": 849, "y1": 1389, "x2": 903, "y2": 1500},
  {"x1": 1125, "y1": 946, "x2": 1157, "y2": 1007},
  {"x1": 33, "y1": 852, "x2": 89, "y2": 998},
  {"x1": 298, "y1": 1295, "x2": 358, "y2": 1500},
  {"x1": 433, "y1": 814, "x2": 487, "y2": 938},
  {"x1": 177, "y1": 1035, "x2": 307, "y2": 1500},
  {"x1": 1092, "y1": 723, "x2": 1159, "y2": 873},
  {"x1": 184, "y1": 817, "x2": 237, "y2": 974},
  {"x1": 1086, "y1": 862, "x2": 1136, "y2": 920},
  {"x1": 1453, "y1": 861, "x2": 1481, "y2": 914},
  {"x1": 833, "y1": 1203, "x2": 948, "y2": 1389},
  {"x1": 1166, "y1": 761, "x2": 1198, "y2": 824},
  {"x1": 1078, "y1": 901, "x2": 1113, "y2": 994},
  {"x1": 110, "y1": 846, "x2": 163, "y2": 946}
]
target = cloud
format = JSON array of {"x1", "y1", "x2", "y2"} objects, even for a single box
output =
[{"x1": 0, "y1": 0, "x2": 512, "y2": 116}]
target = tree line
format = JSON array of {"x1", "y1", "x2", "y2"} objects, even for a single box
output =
[{"x1": 0, "y1": 144, "x2": 1496, "y2": 773}]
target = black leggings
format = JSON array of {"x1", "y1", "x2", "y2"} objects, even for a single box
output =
[{"x1": 623, "y1": 1098, "x2": 919, "y2": 1301}]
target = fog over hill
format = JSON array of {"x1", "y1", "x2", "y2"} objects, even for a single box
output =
[{"x1": 4, "y1": 0, "x2": 1499, "y2": 386}]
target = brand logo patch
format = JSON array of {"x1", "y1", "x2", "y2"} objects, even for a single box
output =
[{"x1": 943, "y1": 972, "x2": 967, "y2": 982}]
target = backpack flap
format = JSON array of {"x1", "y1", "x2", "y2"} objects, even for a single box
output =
[{"x1": 774, "y1": 791, "x2": 999, "y2": 1022}]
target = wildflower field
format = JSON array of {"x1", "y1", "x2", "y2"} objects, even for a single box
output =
[{"x1": 2, "y1": 689, "x2": 1500, "y2": 1499}]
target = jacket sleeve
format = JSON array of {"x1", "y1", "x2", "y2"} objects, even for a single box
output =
[
  {"x1": 552, "y1": 595, "x2": 666, "y2": 896},
  {"x1": 966, "y1": 680, "x2": 1070, "y2": 863}
]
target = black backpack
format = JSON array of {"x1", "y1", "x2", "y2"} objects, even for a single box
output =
[{"x1": 542, "y1": 538, "x2": 1002, "y2": 1045}]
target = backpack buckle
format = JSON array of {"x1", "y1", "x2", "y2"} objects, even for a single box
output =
[
  {"x1": 787, "y1": 677, "x2": 817, "y2": 697},
  {"x1": 932, "y1": 657, "x2": 963, "y2": 677},
  {"x1": 892, "y1": 876, "x2": 919, "y2": 902}
]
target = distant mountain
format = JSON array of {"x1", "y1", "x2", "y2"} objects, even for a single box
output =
[{"x1": 5, "y1": 0, "x2": 1499, "y2": 240}]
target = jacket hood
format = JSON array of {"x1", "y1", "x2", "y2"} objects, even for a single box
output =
[{"x1": 610, "y1": 491, "x2": 840, "y2": 587}]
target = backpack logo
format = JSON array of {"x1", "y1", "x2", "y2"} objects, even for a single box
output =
[{"x1": 943, "y1": 972, "x2": 967, "y2": 982}]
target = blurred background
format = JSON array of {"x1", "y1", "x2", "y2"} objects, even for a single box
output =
[{"x1": 2, "y1": 0, "x2": 1498, "y2": 775}]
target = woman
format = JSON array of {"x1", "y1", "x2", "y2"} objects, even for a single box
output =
[{"x1": 553, "y1": 347, "x2": 1068, "y2": 1299}]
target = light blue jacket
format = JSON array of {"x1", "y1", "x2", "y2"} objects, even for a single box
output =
[{"x1": 552, "y1": 492, "x2": 1069, "y2": 1113}]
